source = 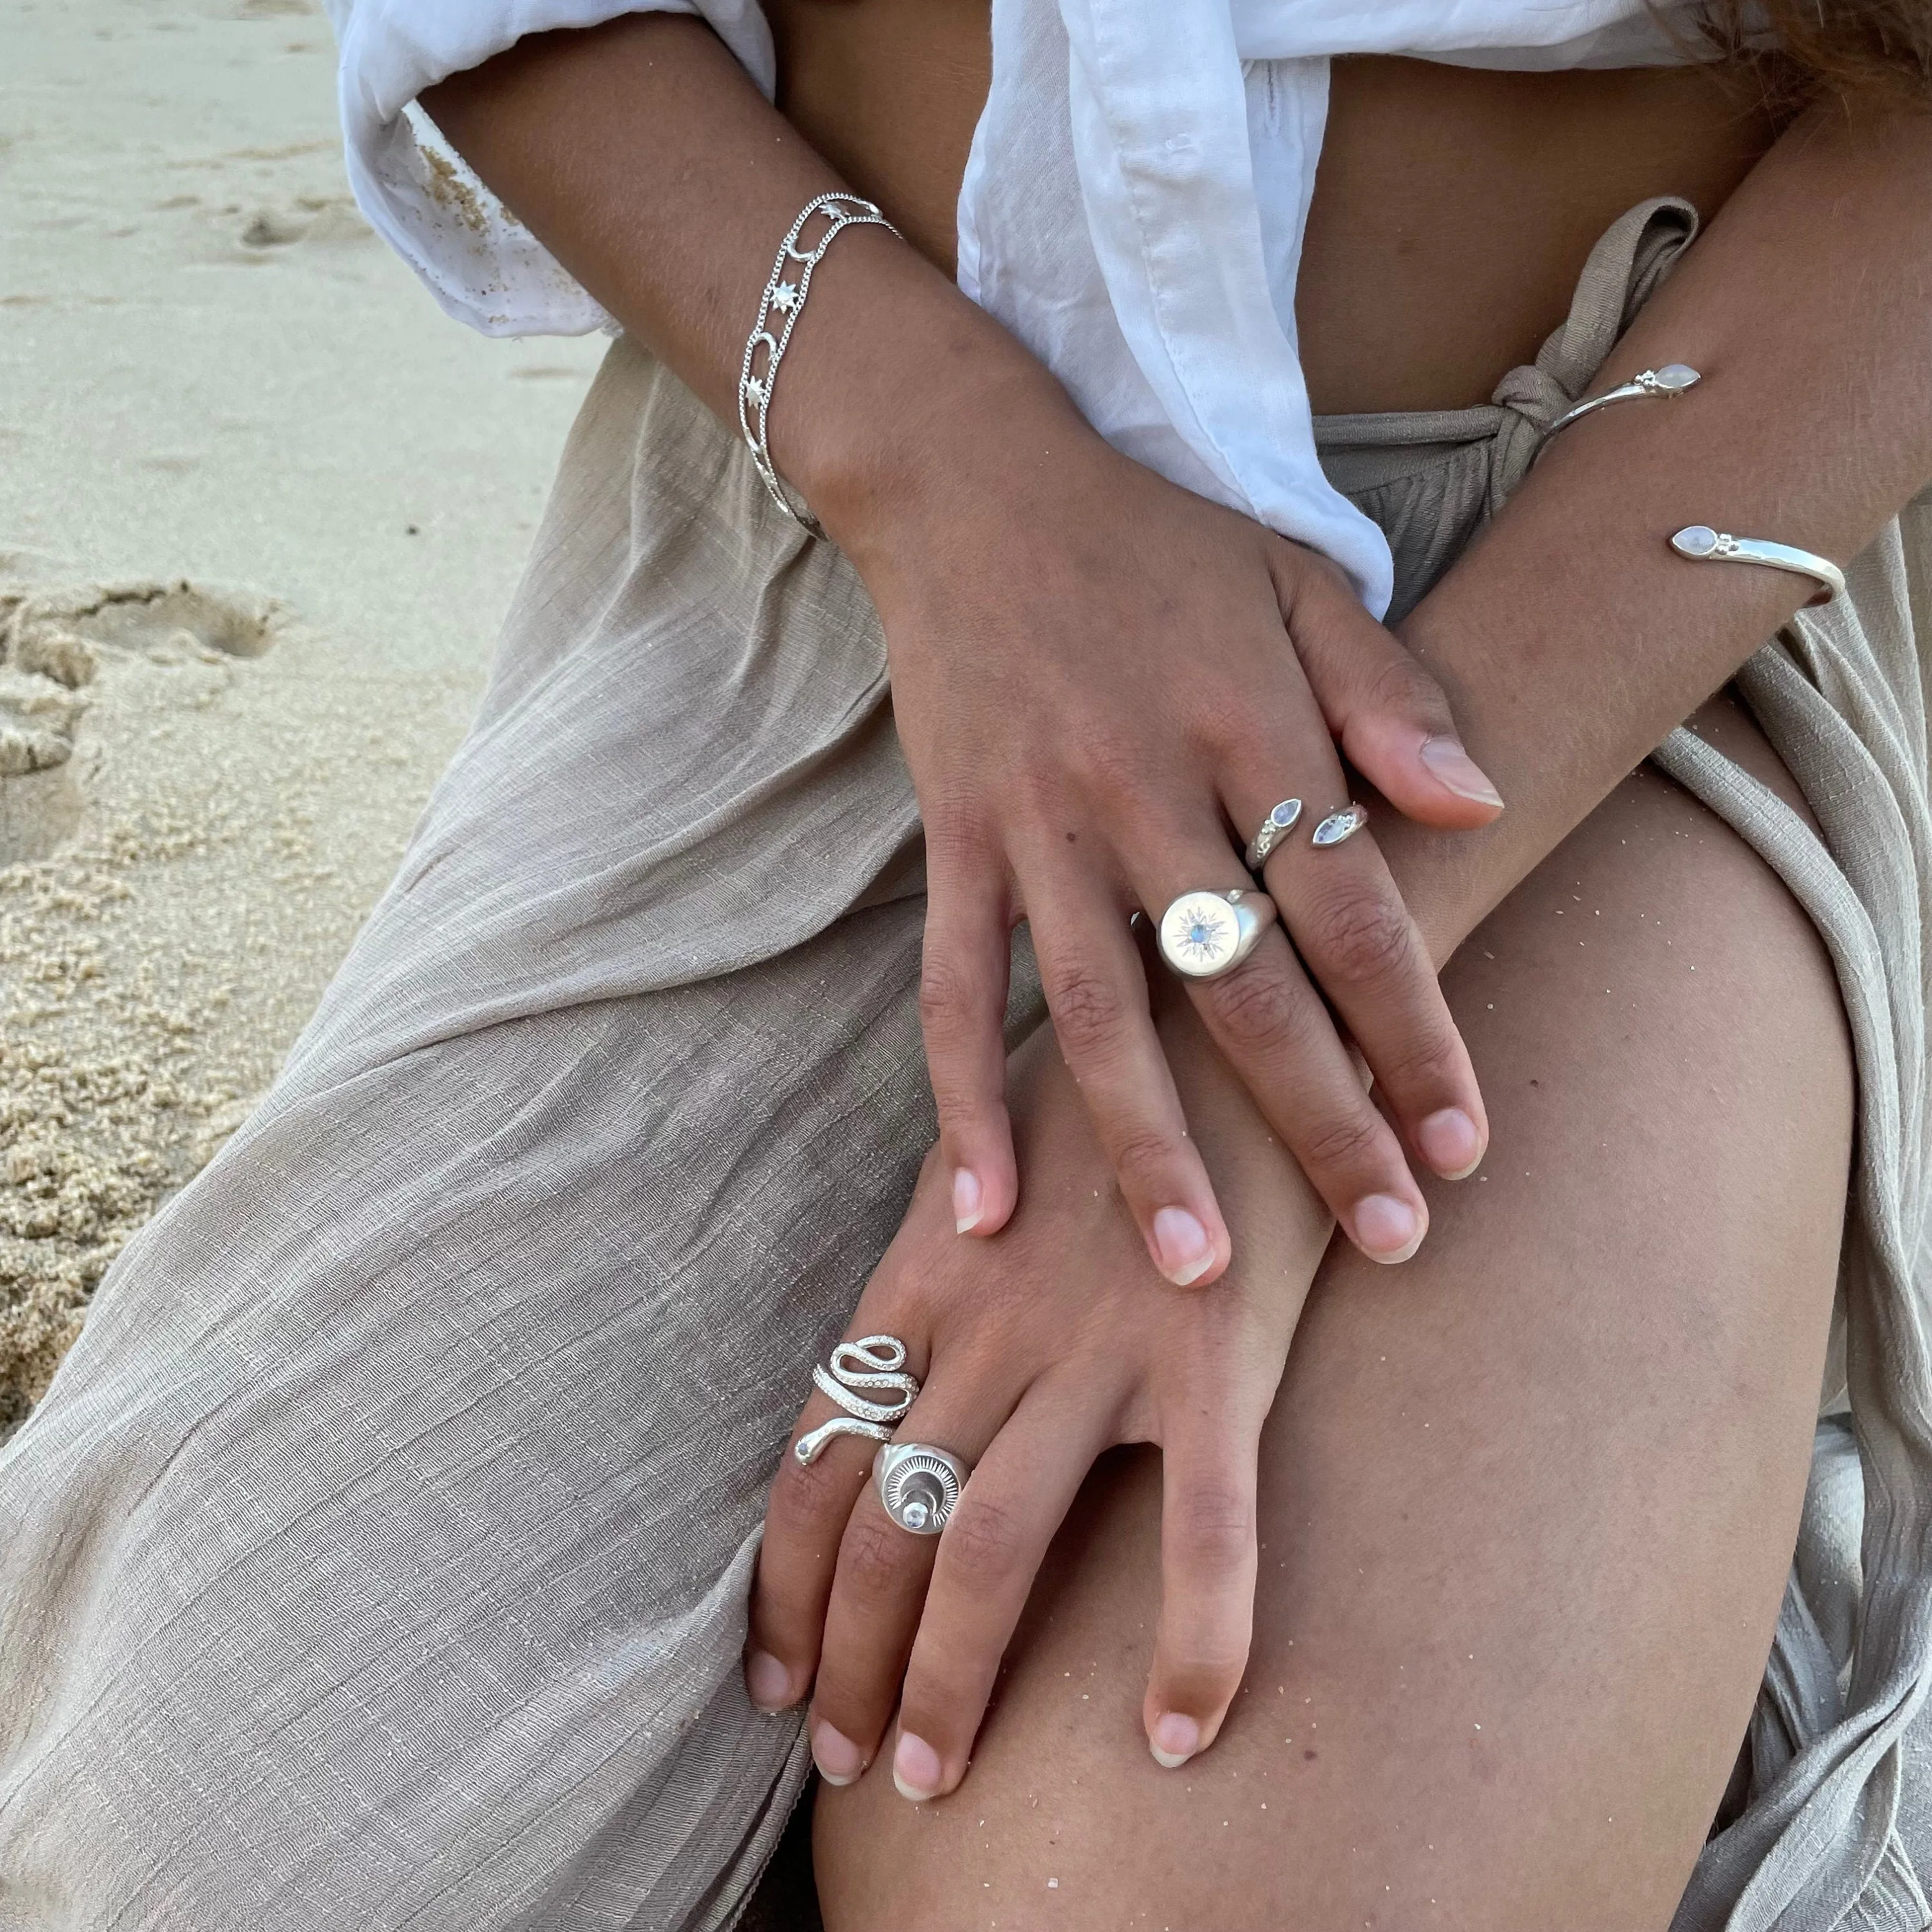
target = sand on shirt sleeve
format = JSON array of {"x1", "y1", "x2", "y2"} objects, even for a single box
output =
[{"x1": 323, "y1": 0, "x2": 777, "y2": 336}]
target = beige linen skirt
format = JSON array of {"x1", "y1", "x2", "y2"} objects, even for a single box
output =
[{"x1": 3, "y1": 199, "x2": 1930, "y2": 1932}]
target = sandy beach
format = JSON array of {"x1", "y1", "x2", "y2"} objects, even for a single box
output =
[{"x1": 0, "y1": 0, "x2": 607, "y2": 1432}]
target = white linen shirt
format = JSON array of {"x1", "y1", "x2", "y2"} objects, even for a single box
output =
[{"x1": 323, "y1": 0, "x2": 1698, "y2": 612}]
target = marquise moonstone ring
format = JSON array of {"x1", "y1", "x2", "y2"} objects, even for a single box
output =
[
  {"x1": 1311, "y1": 803, "x2": 1369, "y2": 848},
  {"x1": 1244, "y1": 798, "x2": 1303, "y2": 871}
]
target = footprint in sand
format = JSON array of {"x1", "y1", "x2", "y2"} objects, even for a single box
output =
[
  {"x1": 0, "y1": 580, "x2": 288, "y2": 864},
  {"x1": 0, "y1": 582, "x2": 292, "y2": 1432},
  {"x1": 238, "y1": 196, "x2": 370, "y2": 252}
]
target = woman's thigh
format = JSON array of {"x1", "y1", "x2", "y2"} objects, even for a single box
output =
[{"x1": 814, "y1": 728, "x2": 1853, "y2": 1930}]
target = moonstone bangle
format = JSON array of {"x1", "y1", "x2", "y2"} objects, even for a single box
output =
[
  {"x1": 736, "y1": 193, "x2": 898, "y2": 538},
  {"x1": 1669, "y1": 525, "x2": 1846, "y2": 608},
  {"x1": 1535, "y1": 363, "x2": 1701, "y2": 459}
]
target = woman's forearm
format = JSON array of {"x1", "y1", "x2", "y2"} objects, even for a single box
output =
[
  {"x1": 419, "y1": 15, "x2": 1077, "y2": 538},
  {"x1": 428, "y1": 23, "x2": 1929, "y2": 1242},
  {"x1": 1379, "y1": 104, "x2": 1932, "y2": 965},
  {"x1": 433, "y1": 28, "x2": 1929, "y2": 975}
]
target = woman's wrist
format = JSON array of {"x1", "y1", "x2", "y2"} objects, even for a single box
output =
[{"x1": 762, "y1": 232, "x2": 1091, "y2": 562}]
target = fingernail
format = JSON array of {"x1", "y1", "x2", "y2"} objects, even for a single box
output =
[
  {"x1": 745, "y1": 1650, "x2": 794, "y2": 1712},
  {"x1": 1352, "y1": 1193, "x2": 1423, "y2": 1263},
  {"x1": 952, "y1": 1167, "x2": 983, "y2": 1234},
  {"x1": 1420, "y1": 736, "x2": 1504, "y2": 809},
  {"x1": 1416, "y1": 1106, "x2": 1482, "y2": 1179},
  {"x1": 1150, "y1": 1711, "x2": 1200, "y2": 1769},
  {"x1": 893, "y1": 1730, "x2": 943, "y2": 1802},
  {"x1": 1152, "y1": 1206, "x2": 1214, "y2": 1286},
  {"x1": 812, "y1": 1719, "x2": 867, "y2": 1786}
]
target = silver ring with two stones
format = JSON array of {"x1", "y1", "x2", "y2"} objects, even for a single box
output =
[
  {"x1": 1245, "y1": 797, "x2": 1369, "y2": 870},
  {"x1": 1244, "y1": 798, "x2": 1303, "y2": 870}
]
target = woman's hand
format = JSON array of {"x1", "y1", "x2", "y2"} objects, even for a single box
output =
[
  {"x1": 744, "y1": 1003, "x2": 1334, "y2": 1794},
  {"x1": 425, "y1": 24, "x2": 1496, "y2": 1284},
  {"x1": 808, "y1": 363, "x2": 1502, "y2": 1285}
]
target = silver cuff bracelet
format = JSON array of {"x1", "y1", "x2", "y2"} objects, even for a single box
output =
[
  {"x1": 1535, "y1": 364, "x2": 1700, "y2": 460},
  {"x1": 737, "y1": 193, "x2": 898, "y2": 538},
  {"x1": 1669, "y1": 525, "x2": 1845, "y2": 608}
]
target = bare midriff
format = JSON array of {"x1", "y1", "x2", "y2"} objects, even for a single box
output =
[{"x1": 764, "y1": 0, "x2": 1783, "y2": 413}]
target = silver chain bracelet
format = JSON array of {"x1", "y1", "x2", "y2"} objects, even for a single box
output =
[{"x1": 737, "y1": 192, "x2": 897, "y2": 538}]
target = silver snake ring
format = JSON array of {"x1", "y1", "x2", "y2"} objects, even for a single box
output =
[{"x1": 793, "y1": 1334, "x2": 920, "y2": 1468}]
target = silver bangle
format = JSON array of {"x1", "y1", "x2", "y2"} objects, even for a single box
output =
[
  {"x1": 737, "y1": 193, "x2": 897, "y2": 538},
  {"x1": 1669, "y1": 525, "x2": 1845, "y2": 608},
  {"x1": 1535, "y1": 364, "x2": 1701, "y2": 460}
]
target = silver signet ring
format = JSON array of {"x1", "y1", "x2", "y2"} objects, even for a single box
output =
[
  {"x1": 1157, "y1": 888, "x2": 1276, "y2": 979},
  {"x1": 875, "y1": 1441, "x2": 969, "y2": 1535}
]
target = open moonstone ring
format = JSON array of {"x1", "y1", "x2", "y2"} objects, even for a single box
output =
[
  {"x1": 1311, "y1": 803, "x2": 1369, "y2": 848},
  {"x1": 1244, "y1": 797, "x2": 1303, "y2": 871},
  {"x1": 1157, "y1": 887, "x2": 1277, "y2": 979}
]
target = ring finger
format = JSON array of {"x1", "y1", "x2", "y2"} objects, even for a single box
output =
[
  {"x1": 1233, "y1": 781, "x2": 1488, "y2": 1181},
  {"x1": 808, "y1": 1372, "x2": 1022, "y2": 1786},
  {"x1": 1127, "y1": 826, "x2": 1430, "y2": 1261},
  {"x1": 1018, "y1": 853, "x2": 1233, "y2": 1287},
  {"x1": 750, "y1": 1300, "x2": 938, "y2": 1710}
]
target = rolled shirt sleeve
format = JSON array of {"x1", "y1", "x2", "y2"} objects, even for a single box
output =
[{"x1": 323, "y1": 0, "x2": 776, "y2": 335}]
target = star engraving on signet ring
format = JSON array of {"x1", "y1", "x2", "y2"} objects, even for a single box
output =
[{"x1": 1157, "y1": 887, "x2": 1276, "y2": 980}]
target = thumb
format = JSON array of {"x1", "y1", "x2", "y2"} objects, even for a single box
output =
[
  {"x1": 1273, "y1": 545, "x2": 1504, "y2": 830},
  {"x1": 1142, "y1": 1421, "x2": 1261, "y2": 1771}
]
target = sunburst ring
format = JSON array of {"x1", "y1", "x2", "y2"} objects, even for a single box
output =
[
  {"x1": 873, "y1": 1441, "x2": 971, "y2": 1536},
  {"x1": 1157, "y1": 887, "x2": 1276, "y2": 980}
]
